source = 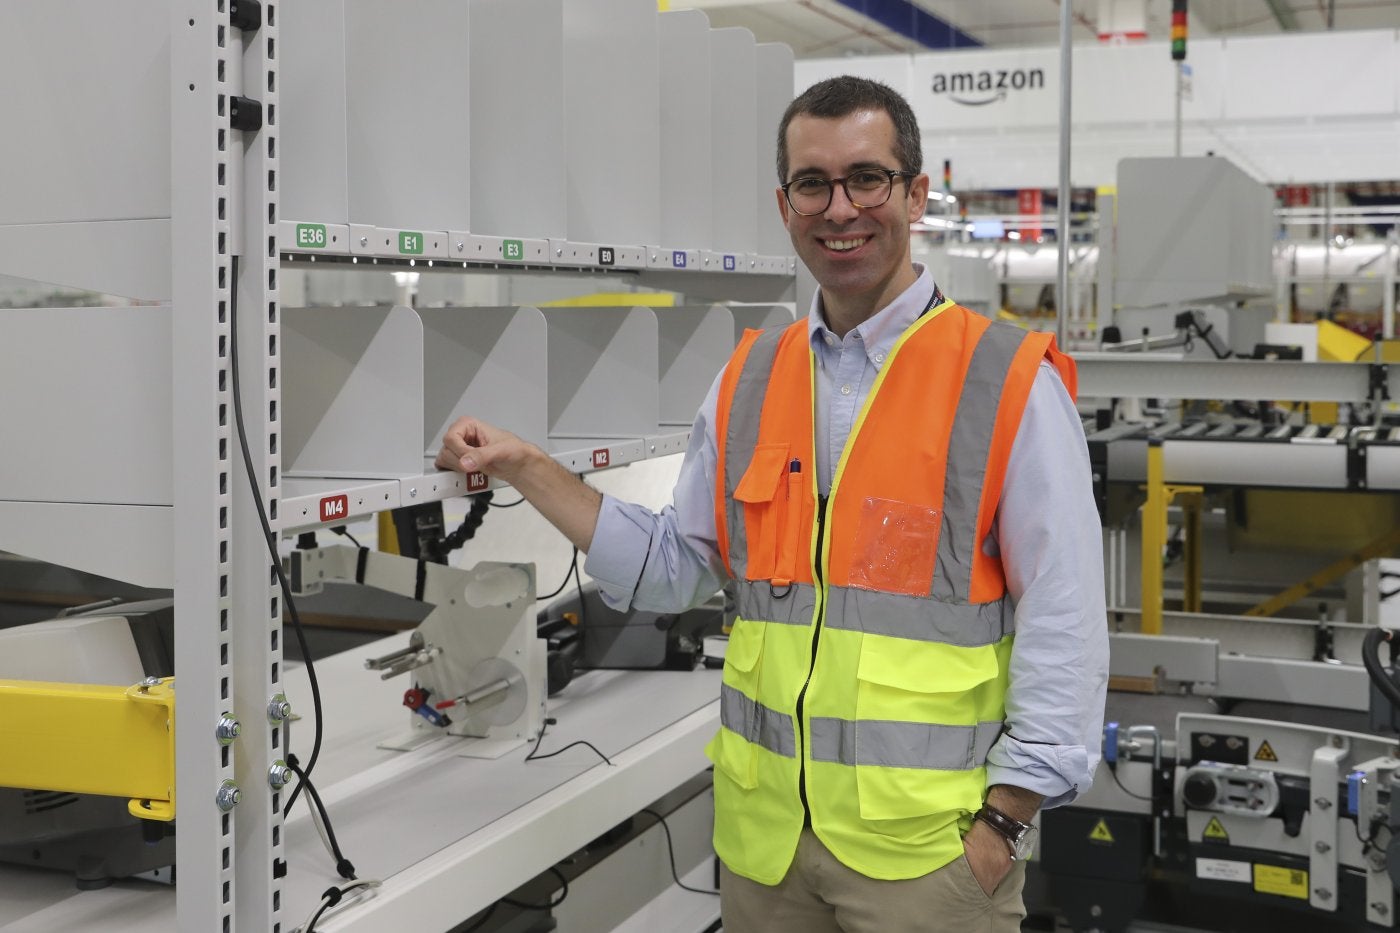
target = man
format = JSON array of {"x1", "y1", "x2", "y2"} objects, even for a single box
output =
[{"x1": 436, "y1": 76, "x2": 1108, "y2": 932}]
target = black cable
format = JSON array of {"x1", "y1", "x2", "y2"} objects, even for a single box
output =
[
  {"x1": 302, "y1": 879, "x2": 380, "y2": 932},
  {"x1": 329, "y1": 526, "x2": 362, "y2": 548},
  {"x1": 228, "y1": 256, "x2": 331, "y2": 824},
  {"x1": 287, "y1": 754, "x2": 355, "y2": 880},
  {"x1": 573, "y1": 555, "x2": 587, "y2": 628},
  {"x1": 457, "y1": 902, "x2": 498, "y2": 933},
  {"x1": 501, "y1": 866, "x2": 570, "y2": 911},
  {"x1": 524, "y1": 716, "x2": 613, "y2": 766},
  {"x1": 437, "y1": 491, "x2": 493, "y2": 555},
  {"x1": 488, "y1": 496, "x2": 526, "y2": 508},
  {"x1": 1363, "y1": 627, "x2": 1400, "y2": 710},
  {"x1": 1106, "y1": 763, "x2": 1155, "y2": 802},
  {"x1": 538, "y1": 548, "x2": 581, "y2": 601},
  {"x1": 639, "y1": 809, "x2": 722, "y2": 896}
]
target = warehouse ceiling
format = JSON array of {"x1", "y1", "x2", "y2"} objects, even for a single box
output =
[{"x1": 673, "y1": 0, "x2": 1400, "y2": 58}]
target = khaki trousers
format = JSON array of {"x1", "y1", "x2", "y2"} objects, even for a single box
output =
[{"x1": 719, "y1": 829, "x2": 1026, "y2": 933}]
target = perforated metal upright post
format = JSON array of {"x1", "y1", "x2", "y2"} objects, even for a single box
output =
[
  {"x1": 172, "y1": 2, "x2": 239, "y2": 928},
  {"x1": 229, "y1": 2, "x2": 286, "y2": 929},
  {"x1": 171, "y1": 0, "x2": 282, "y2": 928}
]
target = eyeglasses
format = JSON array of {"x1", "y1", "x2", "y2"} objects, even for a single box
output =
[{"x1": 781, "y1": 168, "x2": 917, "y2": 216}]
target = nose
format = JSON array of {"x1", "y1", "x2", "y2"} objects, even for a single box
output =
[{"x1": 823, "y1": 180, "x2": 860, "y2": 223}]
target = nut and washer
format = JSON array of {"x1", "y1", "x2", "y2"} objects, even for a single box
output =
[
  {"x1": 268, "y1": 760, "x2": 293, "y2": 790},
  {"x1": 215, "y1": 714, "x2": 241, "y2": 746},
  {"x1": 215, "y1": 781, "x2": 242, "y2": 812},
  {"x1": 267, "y1": 694, "x2": 292, "y2": 723}
]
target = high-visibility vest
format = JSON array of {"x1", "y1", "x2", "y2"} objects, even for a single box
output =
[{"x1": 705, "y1": 301, "x2": 1076, "y2": 884}]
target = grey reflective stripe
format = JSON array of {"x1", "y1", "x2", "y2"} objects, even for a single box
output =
[
  {"x1": 724, "y1": 326, "x2": 789, "y2": 581},
  {"x1": 720, "y1": 682, "x2": 797, "y2": 758},
  {"x1": 932, "y1": 322, "x2": 1029, "y2": 601},
  {"x1": 808, "y1": 717, "x2": 1005, "y2": 771},
  {"x1": 822, "y1": 586, "x2": 1011, "y2": 647},
  {"x1": 736, "y1": 580, "x2": 818, "y2": 627}
]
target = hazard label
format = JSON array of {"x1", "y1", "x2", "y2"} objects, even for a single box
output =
[
  {"x1": 1253, "y1": 864, "x2": 1308, "y2": 900},
  {"x1": 1254, "y1": 740, "x2": 1278, "y2": 762},
  {"x1": 1203, "y1": 816, "x2": 1230, "y2": 843},
  {"x1": 1088, "y1": 819, "x2": 1115, "y2": 844}
]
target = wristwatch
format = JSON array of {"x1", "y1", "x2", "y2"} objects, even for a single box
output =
[{"x1": 974, "y1": 804, "x2": 1038, "y2": 861}]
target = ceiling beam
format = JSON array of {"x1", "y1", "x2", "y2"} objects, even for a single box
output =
[{"x1": 834, "y1": 0, "x2": 982, "y2": 48}]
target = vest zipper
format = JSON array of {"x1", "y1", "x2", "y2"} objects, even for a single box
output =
[{"x1": 795, "y1": 493, "x2": 828, "y2": 824}]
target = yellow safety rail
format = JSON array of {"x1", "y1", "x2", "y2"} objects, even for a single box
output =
[
  {"x1": 1141, "y1": 439, "x2": 1204, "y2": 634},
  {"x1": 0, "y1": 676, "x2": 175, "y2": 821},
  {"x1": 1245, "y1": 525, "x2": 1400, "y2": 618}
]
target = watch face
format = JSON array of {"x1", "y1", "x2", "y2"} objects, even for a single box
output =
[{"x1": 1011, "y1": 823, "x2": 1038, "y2": 860}]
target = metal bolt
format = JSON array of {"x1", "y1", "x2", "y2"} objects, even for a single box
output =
[
  {"x1": 1314, "y1": 797, "x2": 1333, "y2": 810},
  {"x1": 215, "y1": 714, "x2": 241, "y2": 745},
  {"x1": 140, "y1": 675, "x2": 162, "y2": 690},
  {"x1": 456, "y1": 242, "x2": 465, "y2": 252},
  {"x1": 1316, "y1": 841, "x2": 1331, "y2": 853},
  {"x1": 215, "y1": 781, "x2": 241, "y2": 812},
  {"x1": 408, "y1": 487, "x2": 417, "y2": 499},
  {"x1": 1315, "y1": 888, "x2": 1333, "y2": 901},
  {"x1": 268, "y1": 760, "x2": 293, "y2": 789},
  {"x1": 267, "y1": 694, "x2": 292, "y2": 722},
  {"x1": 359, "y1": 236, "x2": 368, "y2": 247}
]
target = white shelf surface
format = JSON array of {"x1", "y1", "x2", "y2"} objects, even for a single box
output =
[{"x1": 0, "y1": 637, "x2": 722, "y2": 933}]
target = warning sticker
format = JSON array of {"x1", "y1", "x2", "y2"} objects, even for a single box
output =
[
  {"x1": 1255, "y1": 740, "x2": 1279, "y2": 762},
  {"x1": 1088, "y1": 819, "x2": 1115, "y2": 844},
  {"x1": 1253, "y1": 864, "x2": 1308, "y2": 900},
  {"x1": 1197, "y1": 857, "x2": 1251, "y2": 884},
  {"x1": 1202, "y1": 816, "x2": 1230, "y2": 843}
]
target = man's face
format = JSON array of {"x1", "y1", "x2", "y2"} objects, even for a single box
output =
[{"x1": 777, "y1": 110, "x2": 928, "y2": 312}]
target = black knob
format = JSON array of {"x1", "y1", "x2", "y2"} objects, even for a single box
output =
[{"x1": 1183, "y1": 772, "x2": 1217, "y2": 808}]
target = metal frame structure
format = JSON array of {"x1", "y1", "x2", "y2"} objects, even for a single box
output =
[
  {"x1": 1, "y1": 5, "x2": 796, "y2": 929},
  {"x1": 171, "y1": 2, "x2": 283, "y2": 928}
]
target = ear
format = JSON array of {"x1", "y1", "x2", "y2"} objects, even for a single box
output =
[
  {"x1": 906, "y1": 173, "x2": 930, "y2": 224},
  {"x1": 776, "y1": 185, "x2": 792, "y2": 229}
]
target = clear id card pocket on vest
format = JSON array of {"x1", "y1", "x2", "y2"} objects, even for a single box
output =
[{"x1": 848, "y1": 497, "x2": 940, "y2": 597}]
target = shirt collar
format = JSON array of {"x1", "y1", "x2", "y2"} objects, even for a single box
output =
[{"x1": 807, "y1": 264, "x2": 938, "y2": 367}]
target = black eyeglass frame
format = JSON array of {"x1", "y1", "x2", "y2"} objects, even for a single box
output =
[{"x1": 780, "y1": 167, "x2": 919, "y2": 216}]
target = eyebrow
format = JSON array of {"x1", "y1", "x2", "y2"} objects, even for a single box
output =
[{"x1": 788, "y1": 160, "x2": 893, "y2": 180}]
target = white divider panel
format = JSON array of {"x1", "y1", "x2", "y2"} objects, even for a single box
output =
[
  {"x1": 281, "y1": 1, "x2": 471, "y2": 234},
  {"x1": 710, "y1": 27, "x2": 759, "y2": 256},
  {"x1": 0, "y1": 2, "x2": 169, "y2": 226},
  {"x1": 542, "y1": 307, "x2": 659, "y2": 450},
  {"x1": 346, "y1": 1, "x2": 470, "y2": 233},
  {"x1": 756, "y1": 42, "x2": 795, "y2": 257},
  {"x1": 0, "y1": 306, "x2": 171, "y2": 505},
  {"x1": 282, "y1": 305, "x2": 425, "y2": 477},
  {"x1": 419, "y1": 306, "x2": 550, "y2": 455},
  {"x1": 469, "y1": 0, "x2": 566, "y2": 240},
  {"x1": 732, "y1": 304, "x2": 797, "y2": 342},
  {"x1": 657, "y1": 305, "x2": 735, "y2": 426},
  {"x1": 280, "y1": 0, "x2": 351, "y2": 227},
  {"x1": 563, "y1": 0, "x2": 661, "y2": 247},
  {"x1": 658, "y1": 10, "x2": 713, "y2": 250}
]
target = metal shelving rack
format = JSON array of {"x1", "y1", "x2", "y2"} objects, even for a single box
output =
[{"x1": 0, "y1": 2, "x2": 794, "y2": 930}]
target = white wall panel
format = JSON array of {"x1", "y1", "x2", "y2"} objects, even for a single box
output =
[
  {"x1": 710, "y1": 28, "x2": 759, "y2": 255},
  {"x1": 755, "y1": 43, "x2": 795, "y2": 257},
  {"x1": 658, "y1": 10, "x2": 713, "y2": 248}
]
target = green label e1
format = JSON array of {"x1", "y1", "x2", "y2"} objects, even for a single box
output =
[{"x1": 399, "y1": 231, "x2": 424, "y2": 255}]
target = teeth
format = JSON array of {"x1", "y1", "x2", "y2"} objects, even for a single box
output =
[{"x1": 825, "y1": 238, "x2": 866, "y2": 252}]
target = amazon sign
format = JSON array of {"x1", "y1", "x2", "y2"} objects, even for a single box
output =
[{"x1": 930, "y1": 67, "x2": 1046, "y2": 106}]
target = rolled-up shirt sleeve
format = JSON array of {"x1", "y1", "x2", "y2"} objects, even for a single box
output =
[
  {"x1": 583, "y1": 374, "x2": 730, "y2": 615},
  {"x1": 984, "y1": 363, "x2": 1110, "y2": 808}
]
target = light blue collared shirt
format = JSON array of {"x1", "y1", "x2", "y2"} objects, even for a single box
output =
[{"x1": 584, "y1": 265, "x2": 1109, "y2": 808}]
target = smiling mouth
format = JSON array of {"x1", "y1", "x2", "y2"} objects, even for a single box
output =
[{"x1": 821, "y1": 236, "x2": 868, "y2": 252}]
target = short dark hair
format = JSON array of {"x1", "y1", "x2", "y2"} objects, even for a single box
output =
[{"x1": 776, "y1": 75, "x2": 923, "y2": 182}]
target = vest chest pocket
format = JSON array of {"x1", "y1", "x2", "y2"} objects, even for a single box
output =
[
  {"x1": 734, "y1": 442, "x2": 795, "y2": 584},
  {"x1": 852, "y1": 636, "x2": 1001, "y2": 821}
]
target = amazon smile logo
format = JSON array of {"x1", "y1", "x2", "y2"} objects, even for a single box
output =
[{"x1": 931, "y1": 67, "x2": 1045, "y2": 106}]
